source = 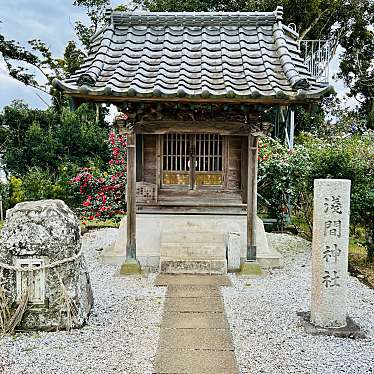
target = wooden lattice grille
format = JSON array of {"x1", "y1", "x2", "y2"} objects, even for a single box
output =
[
  {"x1": 162, "y1": 134, "x2": 224, "y2": 187},
  {"x1": 163, "y1": 134, "x2": 190, "y2": 171},
  {"x1": 196, "y1": 134, "x2": 223, "y2": 172}
]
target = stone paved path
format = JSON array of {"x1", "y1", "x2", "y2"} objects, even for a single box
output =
[{"x1": 154, "y1": 275, "x2": 239, "y2": 374}]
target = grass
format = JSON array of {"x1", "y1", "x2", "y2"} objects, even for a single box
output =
[
  {"x1": 348, "y1": 238, "x2": 374, "y2": 289},
  {"x1": 283, "y1": 216, "x2": 374, "y2": 289},
  {"x1": 80, "y1": 218, "x2": 122, "y2": 231}
]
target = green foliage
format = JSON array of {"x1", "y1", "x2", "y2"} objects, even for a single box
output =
[
  {"x1": 8, "y1": 176, "x2": 24, "y2": 207},
  {"x1": 258, "y1": 137, "x2": 310, "y2": 224},
  {"x1": 259, "y1": 133, "x2": 374, "y2": 261},
  {"x1": 297, "y1": 133, "x2": 374, "y2": 259},
  {"x1": 71, "y1": 131, "x2": 127, "y2": 223},
  {"x1": 72, "y1": 0, "x2": 111, "y2": 50},
  {"x1": 0, "y1": 101, "x2": 110, "y2": 177},
  {"x1": 21, "y1": 167, "x2": 56, "y2": 200},
  {"x1": 337, "y1": 0, "x2": 374, "y2": 128}
]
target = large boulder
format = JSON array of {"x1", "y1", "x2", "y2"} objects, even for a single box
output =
[{"x1": 0, "y1": 200, "x2": 93, "y2": 331}]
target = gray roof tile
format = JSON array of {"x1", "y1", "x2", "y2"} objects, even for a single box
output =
[{"x1": 54, "y1": 6, "x2": 331, "y2": 102}]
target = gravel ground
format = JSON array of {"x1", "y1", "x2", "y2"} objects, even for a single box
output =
[
  {"x1": 222, "y1": 233, "x2": 374, "y2": 374},
  {"x1": 0, "y1": 229, "x2": 166, "y2": 374}
]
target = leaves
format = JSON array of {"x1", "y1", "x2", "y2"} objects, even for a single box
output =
[
  {"x1": 0, "y1": 101, "x2": 110, "y2": 177},
  {"x1": 71, "y1": 131, "x2": 128, "y2": 222}
]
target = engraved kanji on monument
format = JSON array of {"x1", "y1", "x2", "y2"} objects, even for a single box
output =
[{"x1": 311, "y1": 179, "x2": 351, "y2": 328}]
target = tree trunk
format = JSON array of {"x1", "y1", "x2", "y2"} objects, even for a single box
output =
[{"x1": 365, "y1": 217, "x2": 374, "y2": 262}]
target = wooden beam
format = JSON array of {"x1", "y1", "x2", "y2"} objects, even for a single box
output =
[
  {"x1": 247, "y1": 134, "x2": 259, "y2": 261},
  {"x1": 135, "y1": 121, "x2": 251, "y2": 135},
  {"x1": 126, "y1": 130, "x2": 137, "y2": 260},
  {"x1": 64, "y1": 92, "x2": 323, "y2": 105}
]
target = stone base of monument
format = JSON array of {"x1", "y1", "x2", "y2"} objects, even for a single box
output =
[
  {"x1": 0, "y1": 200, "x2": 93, "y2": 332},
  {"x1": 239, "y1": 261, "x2": 262, "y2": 276},
  {"x1": 120, "y1": 258, "x2": 142, "y2": 275},
  {"x1": 297, "y1": 312, "x2": 366, "y2": 339}
]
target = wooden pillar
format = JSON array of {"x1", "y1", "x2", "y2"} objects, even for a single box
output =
[
  {"x1": 126, "y1": 130, "x2": 137, "y2": 260},
  {"x1": 247, "y1": 133, "x2": 258, "y2": 261}
]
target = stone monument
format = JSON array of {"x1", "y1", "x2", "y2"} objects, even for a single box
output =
[
  {"x1": 0, "y1": 200, "x2": 93, "y2": 332},
  {"x1": 311, "y1": 179, "x2": 350, "y2": 328}
]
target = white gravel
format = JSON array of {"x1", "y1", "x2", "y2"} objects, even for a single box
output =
[
  {"x1": 222, "y1": 233, "x2": 374, "y2": 374},
  {"x1": 1, "y1": 229, "x2": 372, "y2": 374},
  {"x1": 0, "y1": 229, "x2": 166, "y2": 374}
]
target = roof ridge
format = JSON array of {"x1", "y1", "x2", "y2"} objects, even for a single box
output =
[
  {"x1": 106, "y1": 7, "x2": 283, "y2": 27},
  {"x1": 273, "y1": 22, "x2": 310, "y2": 90}
]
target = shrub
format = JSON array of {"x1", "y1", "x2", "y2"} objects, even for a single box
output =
[
  {"x1": 301, "y1": 133, "x2": 374, "y2": 260},
  {"x1": 258, "y1": 137, "x2": 310, "y2": 226},
  {"x1": 71, "y1": 131, "x2": 127, "y2": 223},
  {"x1": 258, "y1": 133, "x2": 374, "y2": 261}
]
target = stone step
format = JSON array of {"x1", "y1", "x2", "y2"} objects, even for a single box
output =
[
  {"x1": 164, "y1": 296, "x2": 224, "y2": 313},
  {"x1": 159, "y1": 328, "x2": 234, "y2": 350},
  {"x1": 161, "y1": 311, "x2": 227, "y2": 329},
  {"x1": 160, "y1": 243, "x2": 225, "y2": 258},
  {"x1": 161, "y1": 231, "x2": 225, "y2": 244},
  {"x1": 154, "y1": 348, "x2": 238, "y2": 373},
  {"x1": 166, "y1": 285, "x2": 221, "y2": 298},
  {"x1": 160, "y1": 257, "x2": 227, "y2": 275},
  {"x1": 154, "y1": 274, "x2": 232, "y2": 286}
]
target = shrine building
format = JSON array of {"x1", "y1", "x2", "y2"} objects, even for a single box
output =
[{"x1": 54, "y1": 6, "x2": 331, "y2": 274}]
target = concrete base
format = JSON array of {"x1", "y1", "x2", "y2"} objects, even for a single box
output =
[
  {"x1": 239, "y1": 261, "x2": 262, "y2": 276},
  {"x1": 120, "y1": 258, "x2": 142, "y2": 275},
  {"x1": 298, "y1": 312, "x2": 366, "y2": 339},
  {"x1": 102, "y1": 214, "x2": 282, "y2": 273}
]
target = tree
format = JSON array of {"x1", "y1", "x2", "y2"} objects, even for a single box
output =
[
  {"x1": 0, "y1": 1, "x2": 111, "y2": 110},
  {"x1": 0, "y1": 101, "x2": 110, "y2": 177},
  {"x1": 72, "y1": 0, "x2": 111, "y2": 50},
  {"x1": 337, "y1": 0, "x2": 374, "y2": 128}
]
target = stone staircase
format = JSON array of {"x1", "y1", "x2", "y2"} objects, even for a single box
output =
[{"x1": 160, "y1": 231, "x2": 227, "y2": 274}]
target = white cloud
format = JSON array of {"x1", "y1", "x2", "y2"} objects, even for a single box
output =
[
  {"x1": 0, "y1": 59, "x2": 51, "y2": 109},
  {"x1": 329, "y1": 46, "x2": 359, "y2": 110}
]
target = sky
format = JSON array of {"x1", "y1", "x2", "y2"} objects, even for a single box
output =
[
  {"x1": 0, "y1": 1, "x2": 356, "y2": 112},
  {"x1": 0, "y1": 0, "x2": 124, "y2": 110}
]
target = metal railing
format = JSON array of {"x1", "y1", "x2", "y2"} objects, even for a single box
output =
[{"x1": 300, "y1": 39, "x2": 334, "y2": 83}]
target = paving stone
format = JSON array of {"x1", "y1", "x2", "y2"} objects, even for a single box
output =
[
  {"x1": 164, "y1": 297, "x2": 223, "y2": 312},
  {"x1": 161, "y1": 312, "x2": 227, "y2": 329},
  {"x1": 154, "y1": 275, "x2": 238, "y2": 373},
  {"x1": 159, "y1": 328, "x2": 234, "y2": 350},
  {"x1": 155, "y1": 348, "x2": 238, "y2": 373},
  {"x1": 166, "y1": 285, "x2": 221, "y2": 298},
  {"x1": 155, "y1": 274, "x2": 232, "y2": 287}
]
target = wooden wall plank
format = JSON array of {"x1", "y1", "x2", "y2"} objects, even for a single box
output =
[
  {"x1": 143, "y1": 134, "x2": 157, "y2": 184},
  {"x1": 227, "y1": 136, "x2": 242, "y2": 192}
]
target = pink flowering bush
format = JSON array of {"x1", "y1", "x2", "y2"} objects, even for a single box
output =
[{"x1": 71, "y1": 131, "x2": 127, "y2": 223}]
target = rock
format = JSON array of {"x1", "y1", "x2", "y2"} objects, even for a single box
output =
[{"x1": 0, "y1": 199, "x2": 93, "y2": 331}]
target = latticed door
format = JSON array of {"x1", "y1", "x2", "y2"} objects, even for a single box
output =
[{"x1": 162, "y1": 133, "x2": 224, "y2": 189}]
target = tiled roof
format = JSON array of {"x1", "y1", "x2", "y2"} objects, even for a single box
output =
[{"x1": 54, "y1": 6, "x2": 331, "y2": 102}]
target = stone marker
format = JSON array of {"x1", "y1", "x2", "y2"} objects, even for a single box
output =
[
  {"x1": 311, "y1": 179, "x2": 351, "y2": 328},
  {"x1": 0, "y1": 200, "x2": 93, "y2": 332},
  {"x1": 226, "y1": 232, "x2": 241, "y2": 271}
]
